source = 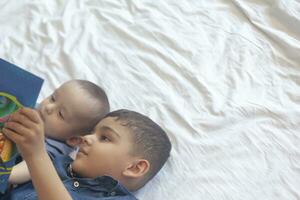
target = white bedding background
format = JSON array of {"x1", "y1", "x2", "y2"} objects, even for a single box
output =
[{"x1": 1, "y1": 0, "x2": 300, "y2": 199}]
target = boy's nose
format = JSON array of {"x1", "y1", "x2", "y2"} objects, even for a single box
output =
[{"x1": 81, "y1": 135, "x2": 93, "y2": 145}]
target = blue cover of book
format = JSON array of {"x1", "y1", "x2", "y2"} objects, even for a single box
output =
[{"x1": 0, "y1": 58, "x2": 44, "y2": 193}]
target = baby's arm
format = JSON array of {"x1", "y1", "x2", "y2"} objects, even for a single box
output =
[
  {"x1": 9, "y1": 160, "x2": 31, "y2": 184},
  {"x1": 3, "y1": 108, "x2": 73, "y2": 200}
]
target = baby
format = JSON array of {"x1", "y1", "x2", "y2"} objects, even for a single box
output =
[{"x1": 8, "y1": 79, "x2": 110, "y2": 184}]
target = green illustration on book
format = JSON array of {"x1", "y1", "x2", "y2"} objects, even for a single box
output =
[{"x1": 0, "y1": 92, "x2": 22, "y2": 175}]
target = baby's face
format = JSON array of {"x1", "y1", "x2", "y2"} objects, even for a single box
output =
[
  {"x1": 37, "y1": 82, "x2": 96, "y2": 141},
  {"x1": 72, "y1": 117, "x2": 134, "y2": 179}
]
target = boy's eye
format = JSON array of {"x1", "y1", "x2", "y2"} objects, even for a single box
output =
[{"x1": 99, "y1": 135, "x2": 110, "y2": 142}]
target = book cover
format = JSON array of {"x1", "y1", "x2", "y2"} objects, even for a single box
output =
[{"x1": 0, "y1": 58, "x2": 44, "y2": 193}]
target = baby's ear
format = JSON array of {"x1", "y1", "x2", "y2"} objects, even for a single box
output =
[
  {"x1": 122, "y1": 159, "x2": 150, "y2": 179},
  {"x1": 66, "y1": 136, "x2": 82, "y2": 147}
]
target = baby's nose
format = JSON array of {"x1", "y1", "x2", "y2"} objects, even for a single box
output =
[{"x1": 45, "y1": 104, "x2": 56, "y2": 114}]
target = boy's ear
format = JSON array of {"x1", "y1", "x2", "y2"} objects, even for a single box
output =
[
  {"x1": 122, "y1": 159, "x2": 150, "y2": 178},
  {"x1": 66, "y1": 136, "x2": 82, "y2": 147}
]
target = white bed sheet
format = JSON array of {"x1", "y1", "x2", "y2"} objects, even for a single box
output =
[{"x1": 1, "y1": 0, "x2": 300, "y2": 199}]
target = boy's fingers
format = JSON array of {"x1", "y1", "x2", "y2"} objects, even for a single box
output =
[
  {"x1": 2, "y1": 127, "x2": 23, "y2": 144},
  {"x1": 19, "y1": 107, "x2": 42, "y2": 123},
  {"x1": 4, "y1": 121, "x2": 31, "y2": 137},
  {"x1": 8, "y1": 112, "x2": 33, "y2": 129}
]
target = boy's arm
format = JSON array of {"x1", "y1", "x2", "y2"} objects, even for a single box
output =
[
  {"x1": 25, "y1": 148, "x2": 73, "y2": 200},
  {"x1": 9, "y1": 160, "x2": 31, "y2": 184},
  {"x1": 3, "y1": 108, "x2": 73, "y2": 200}
]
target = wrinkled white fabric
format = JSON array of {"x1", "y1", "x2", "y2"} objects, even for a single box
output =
[{"x1": 1, "y1": 0, "x2": 300, "y2": 199}]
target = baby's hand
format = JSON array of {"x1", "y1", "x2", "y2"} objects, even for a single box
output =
[{"x1": 2, "y1": 108, "x2": 45, "y2": 159}]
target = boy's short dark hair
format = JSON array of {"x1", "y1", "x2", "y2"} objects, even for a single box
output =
[
  {"x1": 73, "y1": 79, "x2": 110, "y2": 123},
  {"x1": 105, "y1": 109, "x2": 172, "y2": 189}
]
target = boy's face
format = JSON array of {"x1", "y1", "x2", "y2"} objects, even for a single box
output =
[
  {"x1": 37, "y1": 82, "x2": 97, "y2": 141},
  {"x1": 72, "y1": 117, "x2": 135, "y2": 179}
]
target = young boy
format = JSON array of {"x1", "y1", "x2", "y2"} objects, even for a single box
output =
[
  {"x1": 2, "y1": 108, "x2": 172, "y2": 200},
  {"x1": 8, "y1": 79, "x2": 110, "y2": 184}
]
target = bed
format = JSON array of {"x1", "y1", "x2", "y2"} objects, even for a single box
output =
[{"x1": 1, "y1": 0, "x2": 300, "y2": 199}]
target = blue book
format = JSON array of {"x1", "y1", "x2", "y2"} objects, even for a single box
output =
[{"x1": 0, "y1": 58, "x2": 44, "y2": 193}]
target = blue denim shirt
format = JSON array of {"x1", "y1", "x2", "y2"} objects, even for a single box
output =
[
  {"x1": 45, "y1": 137, "x2": 80, "y2": 160},
  {"x1": 3, "y1": 155, "x2": 137, "y2": 200},
  {"x1": 45, "y1": 138, "x2": 75, "y2": 157}
]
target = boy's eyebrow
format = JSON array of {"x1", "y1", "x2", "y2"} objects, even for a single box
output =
[
  {"x1": 53, "y1": 90, "x2": 58, "y2": 97},
  {"x1": 100, "y1": 126, "x2": 121, "y2": 138}
]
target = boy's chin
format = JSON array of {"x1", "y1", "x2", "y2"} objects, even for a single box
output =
[{"x1": 71, "y1": 159, "x2": 87, "y2": 177}]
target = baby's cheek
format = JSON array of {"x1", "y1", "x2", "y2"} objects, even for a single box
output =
[
  {"x1": 44, "y1": 120, "x2": 62, "y2": 137},
  {"x1": 47, "y1": 117, "x2": 62, "y2": 130}
]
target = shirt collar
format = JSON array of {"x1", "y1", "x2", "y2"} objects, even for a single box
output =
[{"x1": 61, "y1": 157, "x2": 133, "y2": 197}]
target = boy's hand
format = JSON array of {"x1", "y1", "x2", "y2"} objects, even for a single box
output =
[
  {"x1": 3, "y1": 108, "x2": 73, "y2": 200},
  {"x1": 2, "y1": 107, "x2": 45, "y2": 159}
]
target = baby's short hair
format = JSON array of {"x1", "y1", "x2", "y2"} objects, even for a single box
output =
[
  {"x1": 71, "y1": 79, "x2": 110, "y2": 126},
  {"x1": 105, "y1": 109, "x2": 172, "y2": 189}
]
